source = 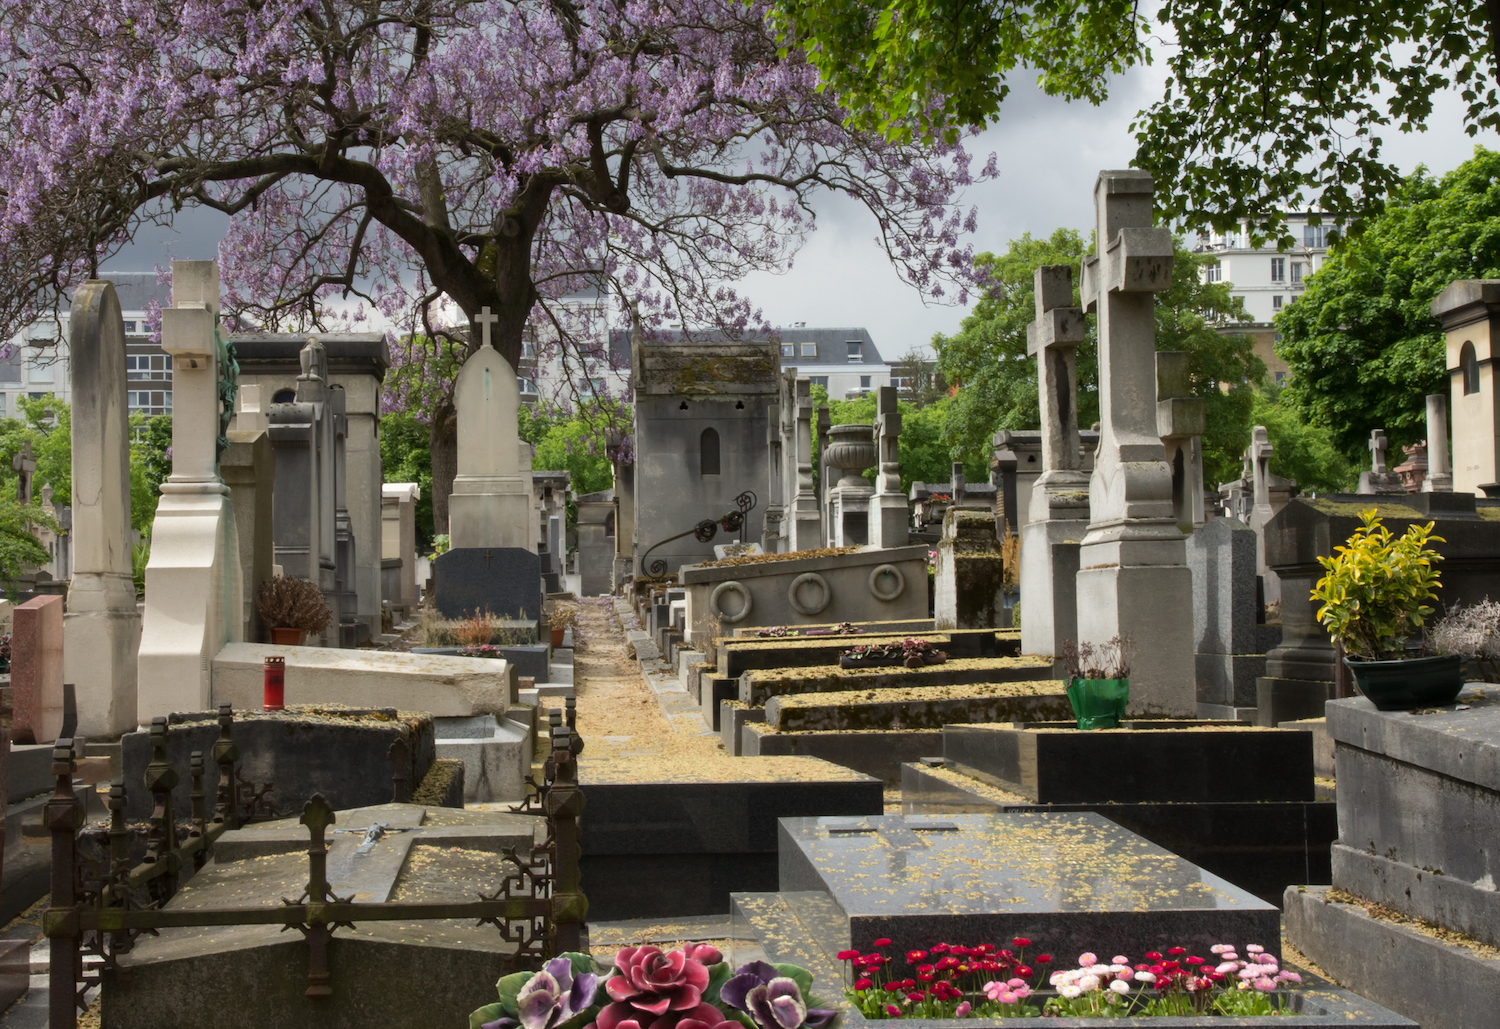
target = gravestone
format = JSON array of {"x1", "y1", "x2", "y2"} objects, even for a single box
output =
[
  {"x1": 933, "y1": 508, "x2": 1006, "y2": 630},
  {"x1": 432, "y1": 547, "x2": 542, "y2": 623},
  {"x1": 1019, "y1": 266, "x2": 1091, "y2": 660},
  {"x1": 12, "y1": 595, "x2": 64, "y2": 744},
  {"x1": 62, "y1": 278, "x2": 141, "y2": 736},
  {"x1": 775, "y1": 373, "x2": 821, "y2": 551},
  {"x1": 266, "y1": 338, "x2": 340, "y2": 645},
  {"x1": 331, "y1": 386, "x2": 365, "y2": 645},
  {"x1": 1187, "y1": 517, "x2": 1280, "y2": 719},
  {"x1": 1246, "y1": 425, "x2": 1296, "y2": 606},
  {"x1": 575, "y1": 489, "x2": 614, "y2": 596},
  {"x1": 1423, "y1": 393, "x2": 1454, "y2": 492},
  {"x1": 1357, "y1": 428, "x2": 1406, "y2": 494},
  {"x1": 138, "y1": 261, "x2": 245, "y2": 719},
  {"x1": 823, "y1": 423, "x2": 874, "y2": 546},
  {"x1": 448, "y1": 308, "x2": 538, "y2": 552},
  {"x1": 1076, "y1": 170, "x2": 1194, "y2": 716},
  {"x1": 380, "y1": 483, "x2": 421, "y2": 619},
  {"x1": 870, "y1": 387, "x2": 907, "y2": 547},
  {"x1": 1155, "y1": 351, "x2": 1206, "y2": 531},
  {"x1": 224, "y1": 386, "x2": 276, "y2": 641}
]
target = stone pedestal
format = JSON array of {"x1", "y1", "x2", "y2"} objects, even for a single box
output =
[
  {"x1": 138, "y1": 260, "x2": 244, "y2": 721},
  {"x1": 871, "y1": 386, "x2": 908, "y2": 548},
  {"x1": 222, "y1": 428, "x2": 275, "y2": 643},
  {"x1": 1187, "y1": 517, "x2": 1279, "y2": 719},
  {"x1": 934, "y1": 508, "x2": 1007, "y2": 630},
  {"x1": 62, "y1": 279, "x2": 141, "y2": 736},
  {"x1": 12, "y1": 595, "x2": 64, "y2": 744},
  {"x1": 381, "y1": 483, "x2": 421, "y2": 618},
  {"x1": 823, "y1": 424, "x2": 875, "y2": 546},
  {"x1": 1075, "y1": 172, "x2": 1194, "y2": 715},
  {"x1": 575, "y1": 489, "x2": 615, "y2": 596}
]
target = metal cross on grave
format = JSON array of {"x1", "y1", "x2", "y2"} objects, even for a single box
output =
[
  {"x1": 12, "y1": 440, "x2": 34, "y2": 505},
  {"x1": 474, "y1": 307, "x2": 499, "y2": 350},
  {"x1": 1369, "y1": 429, "x2": 1389, "y2": 474}
]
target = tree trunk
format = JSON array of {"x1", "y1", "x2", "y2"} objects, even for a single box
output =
[{"x1": 430, "y1": 398, "x2": 458, "y2": 535}]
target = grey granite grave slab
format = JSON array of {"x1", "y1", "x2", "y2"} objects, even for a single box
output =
[
  {"x1": 721, "y1": 629, "x2": 1018, "y2": 678},
  {"x1": 743, "y1": 724, "x2": 946, "y2": 782},
  {"x1": 942, "y1": 723, "x2": 1314, "y2": 803},
  {"x1": 432, "y1": 546, "x2": 541, "y2": 621},
  {"x1": 778, "y1": 812, "x2": 1280, "y2": 963}
]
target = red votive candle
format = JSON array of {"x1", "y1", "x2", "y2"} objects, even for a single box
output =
[{"x1": 264, "y1": 656, "x2": 285, "y2": 711}]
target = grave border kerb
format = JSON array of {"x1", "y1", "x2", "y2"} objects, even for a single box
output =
[{"x1": 679, "y1": 545, "x2": 929, "y2": 585}]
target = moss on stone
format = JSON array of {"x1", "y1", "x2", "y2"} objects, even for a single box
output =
[{"x1": 412, "y1": 758, "x2": 465, "y2": 807}]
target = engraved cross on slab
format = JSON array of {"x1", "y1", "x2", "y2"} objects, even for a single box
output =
[
  {"x1": 824, "y1": 815, "x2": 959, "y2": 851},
  {"x1": 475, "y1": 307, "x2": 499, "y2": 350}
]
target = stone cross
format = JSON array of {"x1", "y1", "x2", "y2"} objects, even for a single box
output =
[
  {"x1": 474, "y1": 307, "x2": 499, "y2": 350},
  {"x1": 1250, "y1": 426, "x2": 1274, "y2": 512},
  {"x1": 1026, "y1": 265, "x2": 1088, "y2": 486},
  {"x1": 1357, "y1": 428, "x2": 1406, "y2": 494},
  {"x1": 1424, "y1": 394, "x2": 1454, "y2": 492},
  {"x1": 12, "y1": 440, "x2": 34, "y2": 505},
  {"x1": 1369, "y1": 429, "x2": 1389, "y2": 474},
  {"x1": 1074, "y1": 169, "x2": 1193, "y2": 717}
]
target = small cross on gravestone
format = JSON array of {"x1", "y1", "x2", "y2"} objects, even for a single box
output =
[
  {"x1": 1357, "y1": 428, "x2": 1406, "y2": 495},
  {"x1": 474, "y1": 307, "x2": 499, "y2": 350}
]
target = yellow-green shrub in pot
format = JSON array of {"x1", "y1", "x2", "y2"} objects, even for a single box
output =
[{"x1": 1311, "y1": 509, "x2": 1462, "y2": 710}]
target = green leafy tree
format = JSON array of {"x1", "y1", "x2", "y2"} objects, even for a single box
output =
[
  {"x1": 379, "y1": 411, "x2": 436, "y2": 551},
  {"x1": 1247, "y1": 385, "x2": 1354, "y2": 494},
  {"x1": 129, "y1": 414, "x2": 172, "y2": 534},
  {"x1": 775, "y1": 1, "x2": 1499, "y2": 242},
  {"x1": 0, "y1": 396, "x2": 71, "y2": 508},
  {"x1": 889, "y1": 347, "x2": 948, "y2": 408},
  {"x1": 933, "y1": 229, "x2": 1264, "y2": 488},
  {"x1": 1277, "y1": 147, "x2": 1500, "y2": 464}
]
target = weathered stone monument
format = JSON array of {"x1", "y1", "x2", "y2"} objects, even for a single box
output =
[
  {"x1": 1019, "y1": 266, "x2": 1092, "y2": 660},
  {"x1": 575, "y1": 489, "x2": 615, "y2": 596},
  {"x1": 1155, "y1": 351, "x2": 1206, "y2": 531},
  {"x1": 62, "y1": 279, "x2": 141, "y2": 735},
  {"x1": 822, "y1": 423, "x2": 875, "y2": 545},
  {"x1": 1357, "y1": 428, "x2": 1406, "y2": 494},
  {"x1": 223, "y1": 385, "x2": 275, "y2": 642},
  {"x1": 934, "y1": 508, "x2": 1008, "y2": 629},
  {"x1": 1187, "y1": 517, "x2": 1280, "y2": 720},
  {"x1": 1433, "y1": 279, "x2": 1500, "y2": 495},
  {"x1": 447, "y1": 308, "x2": 532, "y2": 551},
  {"x1": 1246, "y1": 425, "x2": 1296, "y2": 606},
  {"x1": 1075, "y1": 170, "x2": 1193, "y2": 715},
  {"x1": 381, "y1": 483, "x2": 421, "y2": 620},
  {"x1": 770, "y1": 372, "x2": 821, "y2": 551},
  {"x1": 267, "y1": 338, "x2": 340, "y2": 645},
  {"x1": 12, "y1": 594, "x2": 64, "y2": 744},
  {"x1": 872, "y1": 385, "x2": 908, "y2": 547},
  {"x1": 1423, "y1": 393, "x2": 1454, "y2": 492},
  {"x1": 138, "y1": 260, "x2": 245, "y2": 720}
]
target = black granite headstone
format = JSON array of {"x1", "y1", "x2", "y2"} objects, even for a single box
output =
[{"x1": 432, "y1": 547, "x2": 542, "y2": 620}]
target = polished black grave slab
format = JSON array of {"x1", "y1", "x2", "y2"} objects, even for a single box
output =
[{"x1": 778, "y1": 812, "x2": 1280, "y2": 964}]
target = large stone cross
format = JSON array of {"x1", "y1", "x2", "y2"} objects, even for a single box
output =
[
  {"x1": 12, "y1": 440, "x2": 34, "y2": 505},
  {"x1": 1026, "y1": 266, "x2": 1088, "y2": 484},
  {"x1": 1369, "y1": 429, "x2": 1389, "y2": 474},
  {"x1": 475, "y1": 307, "x2": 499, "y2": 350}
]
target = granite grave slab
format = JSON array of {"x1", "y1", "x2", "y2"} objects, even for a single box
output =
[
  {"x1": 777, "y1": 812, "x2": 1281, "y2": 962},
  {"x1": 432, "y1": 546, "x2": 541, "y2": 621}
]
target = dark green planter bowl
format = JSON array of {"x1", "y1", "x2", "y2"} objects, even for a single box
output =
[
  {"x1": 1344, "y1": 654, "x2": 1465, "y2": 711},
  {"x1": 1066, "y1": 677, "x2": 1129, "y2": 729}
]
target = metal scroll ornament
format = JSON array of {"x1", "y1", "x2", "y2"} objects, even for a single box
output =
[{"x1": 641, "y1": 490, "x2": 757, "y2": 577}]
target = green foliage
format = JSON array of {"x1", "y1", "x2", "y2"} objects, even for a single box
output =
[
  {"x1": 1246, "y1": 385, "x2": 1354, "y2": 494},
  {"x1": 888, "y1": 347, "x2": 947, "y2": 408},
  {"x1": 129, "y1": 413, "x2": 171, "y2": 533},
  {"x1": 0, "y1": 492, "x2": 54, "y2": 592},
  {"x1": 1277, "y1": 147, "x2": 1500, "y2": 464},
  {"x1": 933, "y1": 230, "x2": 1263, "y2": 488},
  {"x1": 1312, "y1": 510, "x2": 1445, "y2": 661},
  {"x1": 131, "y1": 539, "x2": 149, "y2": 599},
  {"x1": 0, "y1": 395, "x2": 71, "y2": 507},
  {"x1": 532, "y1": 416, "x2": 614, "y2": 498},
  {"x1": 379, "y1": 411, "x2": 435, "y2": 550},
  {"x1": 815, "y1": 388, "x2": 986, "y2": 493},
  {"x1": 778, "y1": 0, "x2": 1497, "y2": 241}
]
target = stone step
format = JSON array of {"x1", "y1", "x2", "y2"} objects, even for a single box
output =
[
  {"x1": 764, "y1": 680, "x2": 1069, "y2": 731},
  {"x1": 740, "y1": 654, "x2": 1053, "y2": 705},
  {"x1": 721, "y1": 628, "x2": 1019, "y2": 678},
  {"x1": 740, "y1": 725, "x2": 943, "y2": 782}
]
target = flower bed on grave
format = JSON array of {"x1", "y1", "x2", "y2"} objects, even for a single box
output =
[
  {"x1": 754, "y1": 622, "x2": 866, "y2": 638},
  {"x1": 839, "y1": 638, "x2": 947, "y2": 669}
]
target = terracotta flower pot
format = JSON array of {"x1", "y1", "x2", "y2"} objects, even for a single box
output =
[
  {"x1": 269, "y1": 626, "x2": 306, "y2": 646},
  {"x1": 551, "y1": 626, "x2": 566, "y2": 647}
]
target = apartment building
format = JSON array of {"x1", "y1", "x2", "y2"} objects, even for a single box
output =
[{"x1": 1193, "y1": 214, "x2": 1337, "y2": 384}]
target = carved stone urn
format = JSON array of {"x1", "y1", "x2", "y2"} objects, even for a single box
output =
[{"x1": 824, "y1": 424, "x2": 877, "y2": 489}]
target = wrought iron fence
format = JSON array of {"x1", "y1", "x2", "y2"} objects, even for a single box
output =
[{"x1": 41, "y1": 704, "x2": 585, "y2": 1028}]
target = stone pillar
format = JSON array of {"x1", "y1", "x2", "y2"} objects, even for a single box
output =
[
  {"x1": 1075, "y1": 171, "x2": 1194, "y2": 716},
  {"x1": 934, "y1": 508, "x2": 1007, "y2": 629},
  {"x1": 788, "y1": 377, "x2": 821, "y2": 550},
  {"x1": 1432, "y1": 280, "x2": 1500, "y2": 495},
  {"x1": 762, "y1": 402, "x2": 785, "y2": 552},
  {"x1": 331, "y1": 387, "x2": 364, "y2": 645},
  {"x1": 872, "y1": 386, "x2": 908, "y2": 548},
  {"x1": 816, "y1": 404, "x2": 832, "y2": 546},
  {"x1": 1155, "y1": 351, "x2": 1206, "y2": 531},
  {"x1": 222, "y1": 423, "x2": 274, "y2": 644},
  {"x1": 13, "y1": 595, "x2": 64, "y2": 744},
  {"x1": 1020, "y1": 266, "x2": 1091, "y2": 661},
  {"x1": 1357, "y1": 429, "x2": 1406, "y2": 494},
  {"x1": 447, "y1": 309, "x2": 532, "y2": 550},
  {"x1": 138, "y1": 260, "x2": 244, "y2": 720},
  {"x1": 1423, "y1": 394, "x2": 1454, "y2": 492},
  {"x1": 381, "y1": 483, "x2": 420, "y2": 617},
  {"x1": 575, "y1": 490, "x2": 615, "y2": 596},
  {"x1": 993, "y1": 431, "x2": 1043, "y2": 538},
  {"x1": 62, "y1": 279, "x2": 141, "y2": 736},
  {"x1": 607, "y1": 430, "x2": 635, "y2": 588}
]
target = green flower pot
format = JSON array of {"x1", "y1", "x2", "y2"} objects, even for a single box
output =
[
  {"x1": 1344, "y1": 654, "x2": 1465, "y2": 711},
  {"x1": 1066, "y1": 677, "x2": 1129, "y2": 730}
]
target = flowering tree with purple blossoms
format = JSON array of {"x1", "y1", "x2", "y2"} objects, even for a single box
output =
[{"x1": 0, "y1": 0, "x2": 989, "y2": 529}]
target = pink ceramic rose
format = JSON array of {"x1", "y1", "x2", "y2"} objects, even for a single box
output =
[{"x1": 591, "y1": 946, "x2": 716, "y2": 1029}]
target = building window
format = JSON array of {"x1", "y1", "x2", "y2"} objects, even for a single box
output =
[
  {"x1": 0, "y1": 394, "x2": 7, "y2": 419},
  {"x1": 518, "y1": 377, "x2": 539, "y2": 395},
  {"x1": 780, "y1": 343, "x2": 794, "y2": 358},
  {"x1": 859, "y1": 375, "x2": 871, "y2": 389},
  {"x1": 272, "y1": 388, "x2": 296, "y2": 404},
  {"x1": 700, "y1": 427, "x2": 721, "y2": 476},
  {"x1": 1274, "y1": 371, "x2": 1286, "y2": 385},
  {"x1": 846, "y1": 341, "x2": 862, "y2": 362},
  {"x1": 1272, "y1": 295, "x2": 1284, "y2": 311},
  {"x1": 1270, "y1": 258, "x2": 1286, "y2": 282},
  {"x1": 809, "y1": 375, "x2": 828, "y2": 389},
  {"x1": 126, "y1": 353, "x2": 173, "y2": 381},
  {"x1": 1303, "y1": 224, "x2": 1333, "y2": 249},
  {"x1": 1204, "y1": 262, "x2": 1222, "y2": 283},
  {"x1": 1291, "y1": 263, "x2": 1303, "y2": 284},
  {"x1": 0, "y1": 350, "x2": 19, "y2": 385},
  {"x1": 1462, "y1": 341, "x2": 1481, "y2": 395},
  {"x1": 127, "y1": 390, "x2": 172, "y2": 416},
  {"x1": 28, "y1": 356, "x2": 55, "y2": 384},
  {"x1": 801, "y1": 342, "x2": 817, "y2": 357}
]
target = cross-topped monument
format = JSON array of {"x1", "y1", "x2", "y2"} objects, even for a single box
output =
[
  {"x1": 1074, "y1": 170, "x2": 1194, "y2": 716},
  {"x1": 12, "y1": 440, "x2": 34, "y2": 505},
  {"x1": 1020, "y1": 265, "x2": 1092, "y2": 659},
  {"x1": 1357, "y1": 428, "x2": 1405, "y2": 494},
  {"x1": 474, "y1": 306, "x2": 499, "y2": 349}
]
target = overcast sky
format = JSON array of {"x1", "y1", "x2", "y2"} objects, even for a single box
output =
[{"x1": 103, "y1": 64, "x2": 1499, "y2": 361}]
